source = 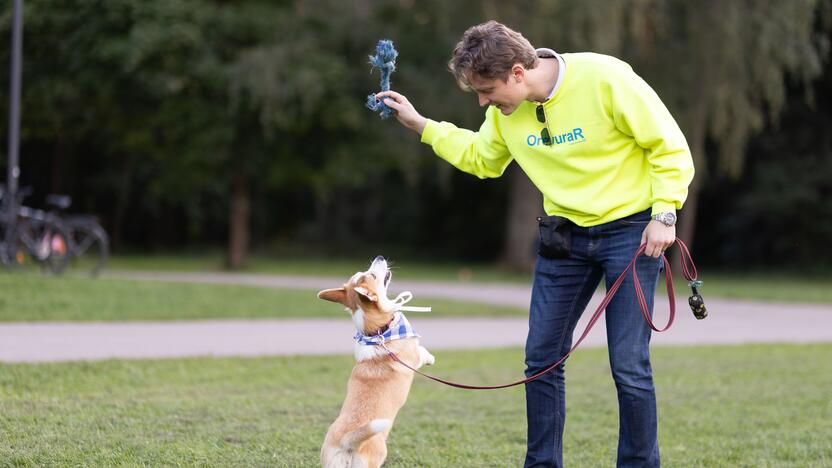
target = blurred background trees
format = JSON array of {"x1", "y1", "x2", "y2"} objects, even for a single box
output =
[{"x1": 1, "y1": 0, "x2": 830, "y2": 270}]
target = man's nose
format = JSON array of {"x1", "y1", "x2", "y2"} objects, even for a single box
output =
[{"x1": 477, "y1": 94, "x2": 489, "y2": 107}]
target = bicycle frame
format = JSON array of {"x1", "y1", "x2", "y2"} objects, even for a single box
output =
[{"x1": 0, "y1": 190, "x2": 70, "y2": 273}]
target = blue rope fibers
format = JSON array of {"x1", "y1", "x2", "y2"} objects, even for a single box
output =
[{"x1": 365, "y1": 39, "x2": 398, "y2": 119}]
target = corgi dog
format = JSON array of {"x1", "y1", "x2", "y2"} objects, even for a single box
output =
[{"x1": 317, "y1": 255, "x2": 435, "y2": 468}]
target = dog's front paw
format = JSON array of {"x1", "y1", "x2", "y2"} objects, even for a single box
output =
[{"x1": 419, "y1": 346, "x2": 435, "y2": 366}]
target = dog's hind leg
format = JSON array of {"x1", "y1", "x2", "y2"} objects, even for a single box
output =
[
  {"x1": 341, "y1": 419, "x2": 391, "y2": 451},
  {"x1": 321, "y1": 444, "x2": 350, "y2": 468},
  {"x1": 357, "y1": 436, "x2": 388, "y2": 468},
  {"x1": 325, "y1": 420, "x2": 389, "y2": 468}
]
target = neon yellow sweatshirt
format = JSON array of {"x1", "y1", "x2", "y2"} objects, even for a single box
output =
[{"x1": 420, "y1": 52, "x2": 694, "y2": 227}]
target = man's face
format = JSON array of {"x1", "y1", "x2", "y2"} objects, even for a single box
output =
[{"x1": 468, "y1": 71, "x2": 527, "y2": 115}]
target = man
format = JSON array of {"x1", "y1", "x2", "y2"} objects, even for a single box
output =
[{"x1": 376, "y1": 20, "x2": 694, "y2": 468}]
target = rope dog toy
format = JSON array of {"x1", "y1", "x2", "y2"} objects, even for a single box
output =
[{"x1": 365, "y1": 39, "x2": 398, "y2": 119}]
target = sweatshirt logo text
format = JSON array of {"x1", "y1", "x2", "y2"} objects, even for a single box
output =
[{"x1": 527, "y1": 128, "x2": 586, "y2": 146}]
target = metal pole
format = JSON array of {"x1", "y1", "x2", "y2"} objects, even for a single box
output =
[
  {"x1": 7, "y1": 0, "x2": 23, "y2": 204},
  {"x1": 1, "y1": 0, "x2": 23, "y2": 267}
]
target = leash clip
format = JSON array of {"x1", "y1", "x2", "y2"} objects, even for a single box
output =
[
  {"x1": 687, "y1": 280, "x2": 707, "y2": 320},
  {"x1": 377, "y1": 335, "x2": 393, "y2": 355}
]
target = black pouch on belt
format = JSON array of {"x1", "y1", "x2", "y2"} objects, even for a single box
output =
[{"x1": 537, "y1": 215, "x2": 574, "y2": 259}]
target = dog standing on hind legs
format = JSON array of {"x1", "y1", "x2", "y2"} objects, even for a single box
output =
[{"x1": 317, "y1": 256, "x2": 435, "y2": 468}]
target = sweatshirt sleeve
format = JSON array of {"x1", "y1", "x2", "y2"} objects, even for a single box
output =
[
  {"x1": 420, "y1": 107, "x2": 513, "y2": 179},
  {"x1": 607, "y1": 65, "x2": 695, "y2": 215}
]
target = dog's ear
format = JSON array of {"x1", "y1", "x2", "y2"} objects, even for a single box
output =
[
  {"x1": 317, "y1": 288, "x2": 347, "y2": 305},
  {"x1": 354, "y1": 285, "x2": 378, "y2": 303}
]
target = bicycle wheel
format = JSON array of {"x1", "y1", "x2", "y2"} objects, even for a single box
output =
[
  {"x1": 10, "y1": 216, "x2": 71, "y2": 275},
  {"x1": 66, "y1": 219, "x2": 109, "y2": 276},
  {"x1": 44, "y1": 220, "x2": 72, "y2": 274}
]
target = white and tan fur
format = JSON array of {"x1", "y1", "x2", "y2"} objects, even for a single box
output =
[{"x1": 317, "y1": 256, "x2": 435, "y2": 468}]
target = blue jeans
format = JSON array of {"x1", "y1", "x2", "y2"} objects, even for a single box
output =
[{"x1": 524, "y1": 209, "x2": 662, "y2": 468}]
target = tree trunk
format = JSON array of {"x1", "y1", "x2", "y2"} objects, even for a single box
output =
[
  {"x1": 111, "y1": 153, "x2": 136, "y2": 252},
  {"x1": 51, "y1": 136, "x2": 65, "y2": 194},
  {"x1": 679, "y1": 137, "x2": 704, "y2": 247},
  {"x1": 673, "y1": 92, "x2": 708, "y2": 275},
  {"x1": 226, "y1": 172, "x2": 250, "y2": 270},
  {"x1": 500, "y1": 166, "x2": 543, "y2": 272},
  {"x1": 678, "y1": 96, "x2": 708, "y2": 251}
]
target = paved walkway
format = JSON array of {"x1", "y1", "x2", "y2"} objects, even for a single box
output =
[{"x1": 1, "y1": 271, "x2": 830, "y2": 363}]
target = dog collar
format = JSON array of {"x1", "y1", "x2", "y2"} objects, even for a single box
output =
[{"x1": 355, "y1": 312, "x2": 420, "y2": 346}]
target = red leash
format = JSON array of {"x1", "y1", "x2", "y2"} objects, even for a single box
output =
[{"x1": 379, "y1": 238, "x2": 700, "y2": 390}]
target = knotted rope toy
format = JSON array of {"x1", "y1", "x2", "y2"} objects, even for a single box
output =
[{"x1": 365, "y1": 39, "x2": 398, "y2": 119}]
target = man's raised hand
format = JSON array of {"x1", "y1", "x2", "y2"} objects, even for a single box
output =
[{"x1": 375, "y1": 91, "x2": 428, "y2": 134}]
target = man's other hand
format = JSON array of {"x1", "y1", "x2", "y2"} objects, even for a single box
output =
[{"x1": 641, "y1": 220, "x2": 675, "y2": 258}]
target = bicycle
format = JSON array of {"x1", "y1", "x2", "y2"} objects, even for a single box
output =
[
  {"x1": 45, "y1": 194, "x2": 109, "y2": 277},
  {"x1": 0, "y1": 186, "x2": 71, "y2": 274}
]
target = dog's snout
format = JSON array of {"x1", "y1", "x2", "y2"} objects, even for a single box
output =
[{"x1": 373, "y1": 255, "x2": 385, "y2": 263}]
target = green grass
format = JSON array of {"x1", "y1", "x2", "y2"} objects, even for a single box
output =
[
  {"x1": 108, "y1": 253, "x2": 531, "y2": 283},
  {"x1": 107, "y1": 253, "x2": 832, "y2": 304},
  {"x1": 0, "y1": 273, "x2": 525, "y2": 322},
  {"x1": 686, "y1": 271, "x2": 832, "y2": 304},
  {"x1": 1, "y1": 344, "x2": 830, "y2": 466}
]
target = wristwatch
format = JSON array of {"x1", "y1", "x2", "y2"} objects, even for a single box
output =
[{"x1": 652, "y1": 212, "x2": 677, "y2": 227}]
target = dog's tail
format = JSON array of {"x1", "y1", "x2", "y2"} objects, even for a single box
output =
[{"x1": 340, "y1": 419, "x2": 392, "y2": 450}]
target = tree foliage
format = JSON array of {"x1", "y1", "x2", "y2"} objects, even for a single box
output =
[
  {"x1": 624, "y1": 0, "x2": 830, "y2": 177},
  {"x1": 697, "y1": 68, "x2": 832, "y2": 267},
  {"x1": 0, "y1": 0, "x2": 829, "y2": 268}
]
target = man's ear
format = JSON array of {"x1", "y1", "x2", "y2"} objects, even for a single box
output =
[
  {"x1": 511, "y1": 63, "x2": 525, "y2": 83},
  {"x1": 354, "y1": 285, "x2": 378, "y2": 303},
  {"x1": 317, "y1": 288, "x2": 347, "y2": 305}
]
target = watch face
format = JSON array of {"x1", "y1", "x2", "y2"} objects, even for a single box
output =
[{"x1": 654, "y1": 212, "x2": 676, "y2": 226}]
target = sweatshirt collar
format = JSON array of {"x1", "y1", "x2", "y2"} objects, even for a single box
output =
[{"x1": 535, "y1": 48, "x2": 566, "y2": 102}]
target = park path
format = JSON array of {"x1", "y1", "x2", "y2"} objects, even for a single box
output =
[{"x1": 1, "y1": 271, "x2": 830, "y2": 363}]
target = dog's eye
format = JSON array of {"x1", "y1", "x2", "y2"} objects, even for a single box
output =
[{"x1": 384, "y1": 271, "x2": 392, "y2": 286}]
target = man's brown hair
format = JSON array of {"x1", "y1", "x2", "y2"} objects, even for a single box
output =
[{"x1": 448, "y1": 21, "x2": 539, "y2": 90}]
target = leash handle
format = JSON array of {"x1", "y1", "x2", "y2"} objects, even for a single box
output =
[{"x1": 384, "y1": 238, "x2": 700, "y2": 390}]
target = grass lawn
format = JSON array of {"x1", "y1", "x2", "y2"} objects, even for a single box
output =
[
  {"x1": 108, "y1": 253, "x2": 531, "y2": 283},
  {"x1": 0, "y1": 273, "x2": 524, "y2": 322},
  {"x1": 3, "y1": 266, "x2": 831, "y2": 322},
  {"x1": 1, "y1": 344, "x2": 830, "y2": 466},
  {"x1": 107, "y1": 253, "x2": 832, "y2": 304}
]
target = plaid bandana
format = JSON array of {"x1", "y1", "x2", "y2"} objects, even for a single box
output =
[{"x1": 355, "y1": 312, "x2": 420, "y2": 346}]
